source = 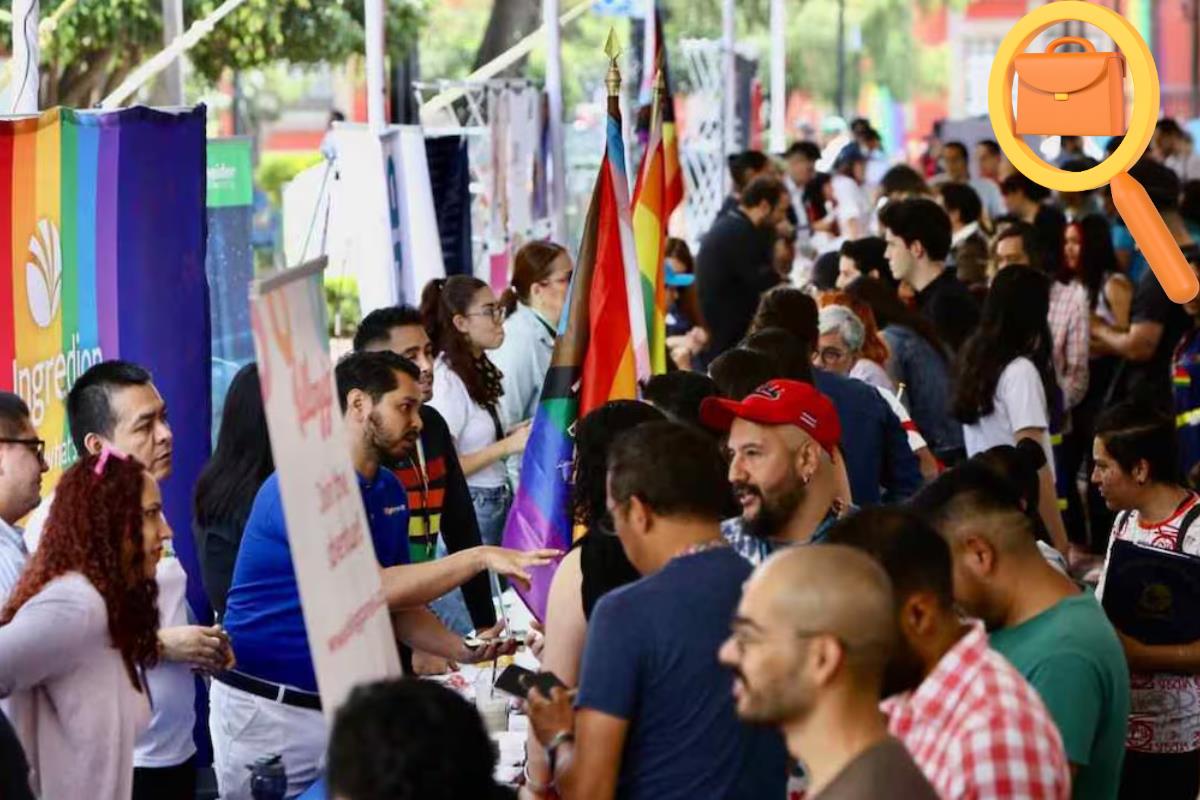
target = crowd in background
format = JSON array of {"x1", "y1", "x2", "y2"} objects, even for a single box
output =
[{"x1": 2, "y1": 116, "x2": 1200, "y2": 800}]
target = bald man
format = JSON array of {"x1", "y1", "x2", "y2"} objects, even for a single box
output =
[
  {"x1": 719, "y1": 545, "x2": 938, "y2": 799},
  {"x1": 912, "y1": 460, "x2": 1129, "y2": 800},
  {"x1": 701, "y1": 380, "x2": 846, "y2": 564}
]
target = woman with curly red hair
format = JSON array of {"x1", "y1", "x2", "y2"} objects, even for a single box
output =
[{"x1": 0, "y1": 450, "x2": 171, "y2": 799}]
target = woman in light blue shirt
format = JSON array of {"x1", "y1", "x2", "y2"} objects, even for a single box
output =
[{"x1": 493, "y1": 241, "x2": 573, "y2": 428}]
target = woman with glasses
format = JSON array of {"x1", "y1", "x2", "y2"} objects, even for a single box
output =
[
  {"x1": 422, "y1": 276, "x2": 530, "y2": 546},
  {"x1": 0, "y1": 451, "x2": 177, "y2": 799},
  {"x1": 494, "y1": 241, "x2": 573, "y2": 430}
]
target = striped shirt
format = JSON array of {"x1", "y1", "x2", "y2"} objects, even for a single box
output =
[{"x1": 0, "y1": 520, "x2": 28, "y2": 607}]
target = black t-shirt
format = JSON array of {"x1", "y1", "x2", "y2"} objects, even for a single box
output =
[
  {"x1": 915, "y1": 268, "x2": 980, "y2": 354},
  {"x1": 696, "y1": 209, "x2": 780, "y2": 359},
  {"x1": 1113, "y1": 269, "x2": 1192, "y2": 408},
  {"x1": 0, "y1": 709, "x2": 33, "y2": 800}
]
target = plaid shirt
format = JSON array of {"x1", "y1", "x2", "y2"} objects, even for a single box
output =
[
  {"x1": 720, "y1": 512, "x2": 839, "y2": 567},
  {"x1": 1048, "y1": 280, "x2": 1089, "y2": 410},
  {"x1": 883, "y1": 624, "x2": 1071, "y2": 800}
]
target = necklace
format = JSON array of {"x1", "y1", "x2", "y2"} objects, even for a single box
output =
[{"x1": 671, "y1": 538, "x2": 729, "y2": 563}]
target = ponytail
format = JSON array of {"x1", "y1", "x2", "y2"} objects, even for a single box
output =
[
  {"x1": 419, "y1": 278, "x2": 449, "y2": 355},
  {"x1": 509, "y1": 241, "x2": 568, "y2": 315},
  {"x1": 499, "y1": 287, "x2": 520, "y2": 319},
  {"x1": 418, "y1": 275, "x2": 501, "y2": 407}
]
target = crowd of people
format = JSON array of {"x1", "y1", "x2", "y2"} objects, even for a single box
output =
[{"x1": 2, "y1": 115, "x2": 1200, "y2": 800}]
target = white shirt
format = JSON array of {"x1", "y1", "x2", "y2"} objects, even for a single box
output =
[
  {"x1": 951, "y1": 220, "x2": 982, "y2": 249},
  {"x1": 831, "y1": 174, "x2": 871, "y2": 238},
  {"x1": 962, "y1": 357, "x2": 1055, "y2": 476},
  {"x1": 876, "y1": 385, "x2": 928, "y2": 454},
  {"x1": 429, "y1": 356, "x2": 508, "y2": 489},
  {"x1": 24, "y1": 492, "x2": 197, "y2": 768},
  {"x1": 0, "y1": 518, "x2": 27, "y2": 606}
]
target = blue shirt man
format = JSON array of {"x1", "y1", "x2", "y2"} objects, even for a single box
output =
[{"x1": 222, "y1": 470, "x2": 410, "y2": 693}]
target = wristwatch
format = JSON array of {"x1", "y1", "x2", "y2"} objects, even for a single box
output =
[{"x1": 545, "y1": 729, "x2": 575, "y2": 777}]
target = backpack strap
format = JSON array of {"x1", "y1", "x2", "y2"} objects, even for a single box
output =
[
  {"x1": 1116, "y1": 510, "x2": 1132, "y2": 538},
  {"x1": 1176, "y1": 497, "x2": 1200, "y2": 553}
]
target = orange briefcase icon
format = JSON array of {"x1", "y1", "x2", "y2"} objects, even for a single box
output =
[{"x1": 1014, "y1": 37, "x2": 1126, "y2": 137}]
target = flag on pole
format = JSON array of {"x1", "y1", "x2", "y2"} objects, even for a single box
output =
[
  {"x1": 632, "y1": 63, "x2": 669, "y2": 375},
  {"x1": 502, "y1": 32, "x2": 649, "y2": 620},
  {"x1": 650, "y1": 7, "x2": 685, "y2": 219}
]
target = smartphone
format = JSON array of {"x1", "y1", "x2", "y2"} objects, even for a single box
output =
[
  {"x1": 463, "y1": 633, "x2": 514, "y2": 650},
  {"x1": 493, "y1": 664, "x2": 566, "y2": 700}
]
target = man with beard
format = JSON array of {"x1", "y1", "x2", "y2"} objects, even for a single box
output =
[
  {"x1": 718, "y1": 545, "x2": 938, "y2": 800},
  {"x1": 696, "y1": 176, "x2": 790, "y2": 359},
  {"x1": 826, "y1": 507, "x2": 1071, "y2": 800},
  {"x1": 214, "y1": 352, "x2": 556, "y2": 799},
  {"x1": 912, "y1": 461, "x2": 1129, "y2": 800},
  {"x1": 699, "y1": 379, "x2": 845, "y2": 565}
]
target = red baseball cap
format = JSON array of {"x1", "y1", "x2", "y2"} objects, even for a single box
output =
[{"x1": 700, "y1": 379, "x2": 842, "y2": 455}]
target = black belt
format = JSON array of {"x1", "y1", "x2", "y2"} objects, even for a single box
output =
[{"x1": 215, "y1": 671, "x2": 322, "y2": 712}]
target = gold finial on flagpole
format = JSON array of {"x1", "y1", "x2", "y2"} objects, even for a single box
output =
[
  {"x1": 605, "y1": 28, "x2": 622, "y2": 98},
  {"x1": 655, "y1": 68, "x2": 666, "y2": 95}
]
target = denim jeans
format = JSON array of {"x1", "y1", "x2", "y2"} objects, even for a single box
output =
[{"x1": 429, "y1": 484, "x2": 511, "y2": 636}]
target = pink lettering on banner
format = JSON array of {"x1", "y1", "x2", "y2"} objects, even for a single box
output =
[
  {"x1": 327, "y1": 590, "x2": 387, "y2": 654},
  {"x1": 317, "y1": 471, "x2": 353, "y2": 514},
  {"x1": 293, "y1": 355, "x2": 334, "y2": 440},
  {"x1": 327, "y1": 517, "x2": 365, "y2": 569}
]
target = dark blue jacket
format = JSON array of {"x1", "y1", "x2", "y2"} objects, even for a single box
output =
[{"x1": 813, "y1": 370, "x2": 923, "y2": 505}]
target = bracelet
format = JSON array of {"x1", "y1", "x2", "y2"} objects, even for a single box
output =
[
  {"x1": 523, "y1": 760, "x2": 552, "y2": 795},
  {"x1": 545, "y1": 729, "x2": 575, "y2": 777}
]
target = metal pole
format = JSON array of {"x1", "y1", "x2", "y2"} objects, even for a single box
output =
[
  {"x1": 365, "y1": 0, "x2": 386, "y2": 131},
  {"x1": 543, "y1": 0, "x2": 568, "y2": 244},
  {"x1": 158, "y1": 0, "x2": 185, "y2": 105},
  {"x1": 835, "y1": 0, "x2": 845, "y2": 119},
  {"x1": 722, "y1": 0, "x2": 736, "y2": 193},
  {"x1": 769, "y1": 0, "x2": 786, "y2": 154},
  {"x1": 11, "y1": 0, "x2": 39, "y2": 113}
]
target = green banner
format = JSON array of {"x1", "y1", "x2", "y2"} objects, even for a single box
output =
[{"x1": 206, "y1": 137, "x2": 254, "y2": 208}]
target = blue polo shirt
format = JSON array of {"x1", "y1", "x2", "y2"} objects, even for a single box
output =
[{"x1": 222, "y1": 470, "x2": 409, "y2": 693}]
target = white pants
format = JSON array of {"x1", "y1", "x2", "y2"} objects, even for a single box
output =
[{"x1": 209, "y1": 680, "x2": 327, "y2": 799}]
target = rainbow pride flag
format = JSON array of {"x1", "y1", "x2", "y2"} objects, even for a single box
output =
[
  {"x1": 633, "y1": 58, "x2": 670, "y2": 375},
  {"x1": 502, "y1": 79, "x2": 648, "y2": 620},
  {"x1": 0, "y1": 106, "x2": 212, "y2": 617}
]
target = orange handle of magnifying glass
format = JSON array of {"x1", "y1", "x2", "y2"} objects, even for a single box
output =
[{"x1": 1110, "y1": 172, "x2": 1200, "y2": 304}]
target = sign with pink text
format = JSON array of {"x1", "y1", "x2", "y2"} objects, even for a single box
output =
[{"x1": 249, "y1": 257, "x2": 401, "y2": 718}]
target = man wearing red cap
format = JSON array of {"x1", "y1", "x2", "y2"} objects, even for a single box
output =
[{"x1": 701, "y1": 380, "x2": 848, "y2": 564}]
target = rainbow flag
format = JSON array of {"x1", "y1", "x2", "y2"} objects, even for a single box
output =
[
  {"x1": 502, "y1": 80, "x2": 648, "y2": 620},
  {"x1": 0, "y1": 106, "x2": 212, "y2": 618},
  {"x1": 649, "y1": 7, "x2": 685, "y2": 220},
  {"x1": 632, "y1": 57, "x2": 669, "y2": 375}
]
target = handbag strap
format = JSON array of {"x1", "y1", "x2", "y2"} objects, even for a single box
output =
[{"x1": 1045, "y1": 36, "x2": 1096, "y2": 54}]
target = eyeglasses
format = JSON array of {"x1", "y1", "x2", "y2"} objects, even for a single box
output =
[
  {"x1": 0, "y1": 438, "x2": 46, "y2": 461},
  {"x1": 465, "y1": 304, "x2": 505, "y2": 322},
  {"x1": 818, "y1": 346, "x2": 849, "y2": 364}
]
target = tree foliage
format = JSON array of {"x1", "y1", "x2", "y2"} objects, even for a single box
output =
[{"x1": 1, "y1": 0, "x2": 427, "y2": 107}]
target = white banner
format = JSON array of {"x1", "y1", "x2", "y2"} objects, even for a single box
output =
[
  {"x1": 249, "y1": 258, "x2": 401, "y2": 718},
  {"x1": 387, "y1": 126, "x2": 447, "y2": 304}
]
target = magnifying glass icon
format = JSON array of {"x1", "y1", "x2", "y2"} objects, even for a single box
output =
[{"x1": 988, "y1": 0, "x2": 1200, "y2": 304}]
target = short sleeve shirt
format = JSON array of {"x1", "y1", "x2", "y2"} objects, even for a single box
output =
[
  {"x1": 429, "y1": 356, "x2": 507, "y2": 489},
  {"x1": 963, "y1": 357, "x2": 1054, "y2": 475},
  {"x1": 222, "y1": 471, "x2": 409, "y2": 693},
  {"x1": 576, "y1": 548, "x2": 788, "y2": 799}
]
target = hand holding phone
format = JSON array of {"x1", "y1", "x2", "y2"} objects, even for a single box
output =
[{"x1": 493, "y1": 664, "x2": 566, "y2": 700}]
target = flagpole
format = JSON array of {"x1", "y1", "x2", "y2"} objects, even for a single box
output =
[
  {"x1": 365, "y1": 0, "x2": 386, "y2": 131},
  {"x1": 543, "y1": 0, "x2": 569, "y2": 244},
  {"x1": 769, "y1": 0, "x2": 787, "y2": 154},
  {"x1": 10, "y1": 0, "x2": 38, "y2": 113},
  {"x1": 722, "y1": 0, "x2": 736, "y2": 194}
]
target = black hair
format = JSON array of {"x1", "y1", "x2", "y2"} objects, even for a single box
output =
[
  {"x1": 728, "y1": 151, "x2": 770, "y2": 190},
  {"x1": 1128, "y1": 157, "x2": 1182, "y2": 212},
  {"x1": 952, "y1": 267, "x2": 1056, "y2": 425},
  {"x1": 708, "y1": 348, "x2": 777, "y2": 400},
  {"x1": 742, "y1": 328, "x2": 815, "y2": 384},
  {"x1": 969, "y1": 440, "x2": 1049, "y2": 542},
  {"x1": 811, "y1": 251, "x2": 841, "y2": 292},
  {"x1": 846, "y1": 276, "x2": 946, "y2": 360},
  {"x1": 328, "y1": 678, "x2": 504, "y2": 800},
  {"x1": 937, "y1": 182, "x2": 982, "y2": 226},
  {"x1": 785, "y1": 141, "x2": 821, "y2": 162},
  {"x1": 879, "y1": 198, "x2": 952, "y2": 262},
  {"x1": 1105, "y1": 135, "x2": 1124, "y2": 156},
  {"x1": 572, "y1": 401, "x2": 665, "y2": 529},
  {"x1": 1070, "y1": 214, "x2": 1119, "y2": 310},
  {"x1": 804, "y1": 173, "x2": 833, "y2": 222},
  {"x1": 824, "y1": 507, "x2": 955, "y2": 609},
  {"x1": 1061, "y1": 156, "x2": 1100, "y2": 175},
  {"x1": 943, "y1": 140, "x2": 968, "y2": 161},
  {"x1": 879, "y1": 164, "x2": 929, "y2": 199},
  {"x1": 420, "y1": 276, "x2": 504, "y2": 407},
  {"x1": 839, "y1": 237, "x2": 891, "y2": 282},
  {"x1": 740, "y1": 176, "x2": 786, "y2": 210},
  {"x1": 977, "y1": 139, "x2": 1000, "y2": 157},
  {"x1": 66, "y1": 360, "x2": 153, "y2": 455},
  {"x1": 607, "y1": 421, "x2": 729, "y2": 522},
  {"x1": 193, "y1": 364, "x2": 272, "y2": 529},
  {"x1": 994, "y1": 220, "x2": 1042, "y2": 271},
  {"x1": 639, "y1": 372, "x2": 718, "y2": 428},
  {"x1": 0, "y1": 392, "x2": 31, "y2": 439},
  {"x1": 749, "y1": 286, "x2": 819, "y2": 348},
  {"x1": 353, "y1": 305, "x2": 424, "y2": 352},
  {"x1": 1157, "y1": 117, "x2": 1185, "y2": 138},
  {"x1": 1095, "y1": 402, "x2": 1182, "y2": 486},
  {"x1": 910, "y1": 457, "x2": 1034, "y2": 535},
  {"x1": 334, "y1": 351, "x2": 420, "y2": 414},
  {"x1": 1182, "y1": 180, "x2": 1200, "y2": 231},
  {"x1": 999, "y1": 172, "x2": 1051, "y2": 203}
]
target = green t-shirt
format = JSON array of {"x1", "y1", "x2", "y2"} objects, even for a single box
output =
[{"x1": 990, "y1": 593, "x2": 1131, "y2": 800}]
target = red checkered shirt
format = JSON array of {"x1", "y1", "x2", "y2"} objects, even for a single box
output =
[
  {"x1": 1048, "y1": 280, "x2": 1089, "y2": 410},
  {"x1": 883, "y1": 624, "x2": 1071, "y2": 800}
]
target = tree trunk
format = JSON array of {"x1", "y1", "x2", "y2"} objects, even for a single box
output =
[{"x1": 472, "y1": 0, "x2": 541, "y2": 75}]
